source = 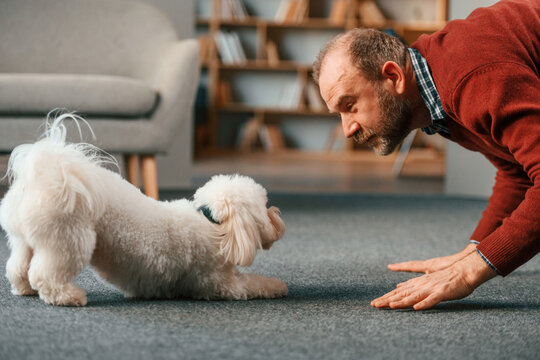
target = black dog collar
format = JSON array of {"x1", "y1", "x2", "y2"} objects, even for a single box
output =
[{"x1": 197, "y1": 205, "x2": 221, "y2": 225}]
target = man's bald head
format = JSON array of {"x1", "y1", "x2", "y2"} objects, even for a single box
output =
[{"x1": 313, "y1": 28, "x2": 408, "y2": 84}]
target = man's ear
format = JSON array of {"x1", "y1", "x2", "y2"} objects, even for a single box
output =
[{"x1": 380, "y1": 61, "x2": 406, "y2": 95}]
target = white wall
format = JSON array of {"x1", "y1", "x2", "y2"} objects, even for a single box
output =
[{"x1": 444, "y1": 0, "x2": 498, "y2": 198}]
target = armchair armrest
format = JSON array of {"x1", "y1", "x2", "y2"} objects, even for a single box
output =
[{"x1": 144, "y1": 39, "x2": 200, "y2": 150}]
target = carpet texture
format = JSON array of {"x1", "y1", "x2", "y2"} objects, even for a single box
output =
[{"x1": 1, "y1": 192, "x2": 539, "y2": 360}]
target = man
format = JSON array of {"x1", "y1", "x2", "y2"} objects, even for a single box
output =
[{"x1": 313, "y1": 0, "x2": 540, "y2": 310}]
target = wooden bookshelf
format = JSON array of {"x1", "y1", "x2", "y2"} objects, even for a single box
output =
[{"x1": 195, "y1": 0, "x2": 448, "y2": 155}]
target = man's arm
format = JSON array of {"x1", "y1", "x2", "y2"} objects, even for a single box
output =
[
  {"x1": 387, "y1": 159, "x2": 530, "y2": 276},
  {"x1": 469, "y1": 161, "x2": 530, "y2": 244},
  {"x1": 372, "y1": 64, "x2": 540, "y2": 310},
  {"x1": 456, "y1": 64, "x2": 540, "y2": 276}
]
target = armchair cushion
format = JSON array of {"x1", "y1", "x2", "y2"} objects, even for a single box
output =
[{"x1": 0, "y1": 74, "x2": 158, "y2": 117}]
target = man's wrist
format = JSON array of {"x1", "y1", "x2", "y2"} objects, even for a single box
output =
[
  {"x1": 456, "y1": 251, "x2": 497, "y2": 289},
  {"x1": 461, "y1": 243, "x2": 478, "y2": 256}
]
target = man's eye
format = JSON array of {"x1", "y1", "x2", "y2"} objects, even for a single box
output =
[{"x1": 345, "y1": 103, "x2": 353, "y2": 111}]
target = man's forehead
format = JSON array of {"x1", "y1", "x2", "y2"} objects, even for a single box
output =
[
  {"x1": 322, "y1": 47, "x2": 350, "y2": 77},
  {"x1": 319, "y1": 50, "x2": 349, "y2": 96}
]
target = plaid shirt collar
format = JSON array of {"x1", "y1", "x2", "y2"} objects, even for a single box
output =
[{"x1": 408, "y1": 48, "x2": 450, "y2": 136}]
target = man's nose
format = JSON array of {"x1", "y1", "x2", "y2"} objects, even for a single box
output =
[{"x1": 341, "y1": 115, "x2": 361, "y2": 138}]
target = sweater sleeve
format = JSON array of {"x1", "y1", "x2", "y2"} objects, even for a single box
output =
[
  {"x1": 452, "y1": 63, "x2": 540, "y2": 276},
  {"x1": 470, "y1": 157, "x2": 530, "y2": 242}
]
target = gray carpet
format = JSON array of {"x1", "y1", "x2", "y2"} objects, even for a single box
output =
[{"x1": 1, "y1": 192, "x2": 539, "y2": 360}]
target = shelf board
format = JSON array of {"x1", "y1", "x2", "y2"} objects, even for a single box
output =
[
  {"x1": 218, "y1": 104, "x2": 334, "y2": 117},
  {"x1": 196, "y1": 18, "x2": 212, "y2": 25},
  {"x1": 266, "y1": 18, "x2": 347, "y2": 29},
  {"x1": 216, "y1": 60, "x2": 312, "y2": 71},
  {"x1": 196, "y1": 17, "x2": 350, "y2": 30},
  {"x1": 214, "y1": 17, "x2": 260, "y2": 26},
  {"x1": 196, "y1": 17, "x2": 446, "y2": 32}
]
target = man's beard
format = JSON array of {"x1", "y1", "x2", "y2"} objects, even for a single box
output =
[{"x1": 353, "y1": 83, "x2": 413, "y2": 156}]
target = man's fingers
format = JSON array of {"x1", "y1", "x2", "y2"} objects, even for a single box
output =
[
  {"x1": 371, "y1": 273, "x2": 439, "y2": 309},
  {"x1": 371, "y1": 286, "x2": 416, "y2": 308},
  {"x1": 388, "y1": 261, "x2": 428, "y2": 273},
  {"x1": 370, "y1": 291, "x2": 398, "y2": 307},
  {"x1": 413, "y1": 293, "x2": 442, "y2": 310},
  {"x1": 389, "y1": 293, "x2": 428, "y2": 309},
  {"x1": 370, "y1": 292, "x2": 398, "y2": 308},
  {"x1": 375, "y1": 278, "x2": 421, "y2": 305}
]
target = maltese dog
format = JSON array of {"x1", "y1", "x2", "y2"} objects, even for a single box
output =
[{"x1": 0, "y1": 114, "x2": 287, "y2": 306}]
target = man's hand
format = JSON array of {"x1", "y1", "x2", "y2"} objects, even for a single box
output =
[
  {"x1": 371, "y1": 250, "x2": 497, "y2": 310},
  {"x1": 387, "y1": 243, "x2": 478, "y2": 274}
]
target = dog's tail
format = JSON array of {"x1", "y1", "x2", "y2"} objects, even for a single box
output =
[{"x1": 5, "y1": 112, "x2": 114, "y2": 216}]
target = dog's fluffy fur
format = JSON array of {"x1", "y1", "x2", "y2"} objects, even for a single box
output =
[{"x1": 0, "y1": 115, "x2": 287, "y2": 306}]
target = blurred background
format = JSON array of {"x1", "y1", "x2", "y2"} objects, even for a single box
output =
[{"x1": 0, "y1": 0, "x2": 499, "y2": 198}]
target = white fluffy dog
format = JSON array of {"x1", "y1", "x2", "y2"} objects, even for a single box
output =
[{"x1": 0, "y1": 115, "x2": 287, "y2": 306}]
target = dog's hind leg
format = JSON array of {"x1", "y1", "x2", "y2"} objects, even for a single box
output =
[
  {"x1": 2, "y1": 187, "x2": 37, "y2": 295},
  {"x1": 5, "y1": 235, "x2": 37, "y2": 296},
  {"x1": 28, "y1": 224, "x2": 96, "y2": 307}
]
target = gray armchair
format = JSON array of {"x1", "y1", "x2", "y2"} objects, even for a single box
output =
[{"x1": 0, "y1": 0, "x2": 200, "y2": 199}]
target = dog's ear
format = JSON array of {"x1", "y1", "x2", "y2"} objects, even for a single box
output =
[
  {"x1": 262, "y1": 206, "x2": 285, "y2": 250},
  {"x1": 219, "y1": 206, "x2": 261, "y2": 267}
]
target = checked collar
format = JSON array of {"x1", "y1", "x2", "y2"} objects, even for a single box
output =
[
  {"x1": 408, "y1": 47, "x2": 450, "y2": 137},
  {"x1": 197, "y1": 204, "x2": 221, "y2": 225}
]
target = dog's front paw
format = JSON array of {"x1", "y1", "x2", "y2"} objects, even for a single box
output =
[
  {"x1": 265, "y1": 277, "x2": 288, "y2": 299},
  {"x1": 233, "y1": 274, "x2": 288, "y2": 300},
  {"x1": 39, "y1": 284, "x2": 88, "y2": 307}
]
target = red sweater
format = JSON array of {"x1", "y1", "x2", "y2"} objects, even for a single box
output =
[{"x1": 412, "y1": 0, "x2": 540, "y2": 276}]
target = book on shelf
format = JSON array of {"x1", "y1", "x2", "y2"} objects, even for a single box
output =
[
  {"x1": 214, "y1": 31, "x2": 233, "y2": 63},
  {"x1": 279, "y1": 81, "x2": 303, "y2": 109},
  {"x1": 284, "y1": 0, "x2": 298, "y2": 21},
  {"x1": 275, "y1": 0, "x2": 291, "y2": 21},
  {"x1": 358, "y1": 0, "x2": 387, "y2": 27},
  {"x1": 198, "y1": 35, "x2": 211, "y2": 64},
  {"x1": 220, "y1": 0, "x2": 248, "y2": 21},
  {"x1": 325, "y1": 124, "x2": 346, "y2": 151},
  {"x1": 217, "y1": 80, "x2": 232, "y2": 106},
  {"x1": 329, "y1": 0, "x2": 348, "y2": 25},
  {"x1": 258, "y1": 124, "x2": 286, "y2": 152},
  {"x1": 229, "y1": 32, "x2": 247, "y2": 62},
  {"x1": 237, "y1": 118, "x2": 286, "y2": 152},
  {"x1": 214, "y1": 30, "x2": 247, "y2": 64},
  {"x1": 237, "y1": 117, "x2": 262, "y2": 151},
  {"x1": 275, "y1": 0, "x2": 308, "y2": 23},
  {"x1": 232, "y1": 0, "x2": 249, "y2": 19},
  {"x1": 294, "y1": 0, "x2": 308, "y2": 22},
  {"x1": 305, "y1": 80, "x2": 326, "y2": 112},
  {"x1": 265, "y1": 40, "x2": 280, "y2": 67}
]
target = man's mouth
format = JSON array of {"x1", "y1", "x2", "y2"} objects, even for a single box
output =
[
  {"x1": 366, "y1": 135, "x2": 378, "y2": 146},
  {"x1": 353, "y1": 132, "x2": 376, "y2": 145}
]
